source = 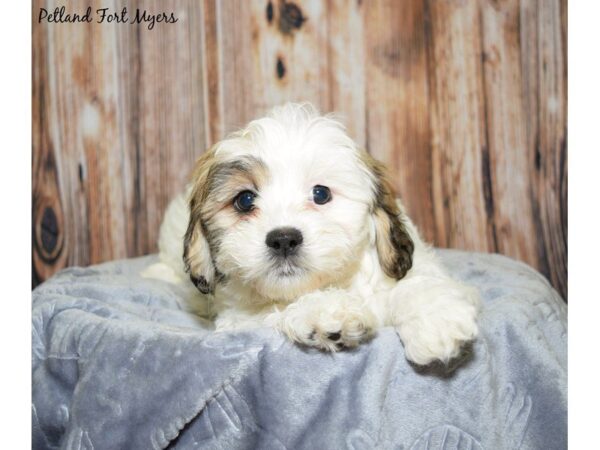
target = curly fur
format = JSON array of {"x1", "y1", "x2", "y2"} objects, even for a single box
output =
[{"x1": 143, "y1": 103, "x2": 480, "y2": 366}]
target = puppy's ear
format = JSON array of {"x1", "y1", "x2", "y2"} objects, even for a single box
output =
[
  {"x1": 183, "y1": 211, "x2": 216, "y2": 294},
  {"x1": 362, "y1": 151, "x2": 414, "y2": 280},
  {"x1": 183, "y1": 149, "x2": 218, "y2": 294}
]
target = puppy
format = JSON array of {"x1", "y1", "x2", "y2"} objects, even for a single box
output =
[{"x1": 145, "y1": 103, "x2": 480, "y2": 366}]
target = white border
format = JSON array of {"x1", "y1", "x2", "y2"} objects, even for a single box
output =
[
  {"x1": 0, "y1": 0, "x2": 32, "y2": 446},
  {"x1": 569, "y1": 0, "x2": 600, "y2": 447}
]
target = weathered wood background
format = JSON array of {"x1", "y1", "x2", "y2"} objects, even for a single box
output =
[{"x1": 33, "y1": 0, "x2": 567, "y2": 299}]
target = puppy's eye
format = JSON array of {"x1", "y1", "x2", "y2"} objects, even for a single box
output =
[
  {"x1": 312, "y1": 185, "x2": 332, "y2": 205},
  {"x1": 233, "y1": 190, "x2": 256, "y2": 213}
]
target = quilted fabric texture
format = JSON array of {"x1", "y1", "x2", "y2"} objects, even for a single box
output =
[{"x1": 31, "y1": 250, "x2": 567, "y2": 450}]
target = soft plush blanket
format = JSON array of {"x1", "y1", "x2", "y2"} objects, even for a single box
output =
[{"x1": 32, "y1": 250, "x2": 567, "y2": 450}]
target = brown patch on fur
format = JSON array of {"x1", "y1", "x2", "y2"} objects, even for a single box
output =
[
  {"x1": 360, "y1": 151, "x2": 414, "y2": 279},
  {"x1": 183, "y1": 148, "x2": 219, "y2": 293},
  {"x1": 183, "y1": 148, "x2": 268, "y2": 293}
]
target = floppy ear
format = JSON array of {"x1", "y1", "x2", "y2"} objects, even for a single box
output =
[
  {"x1": 183, "y1": 149, "x2": 218, "y2": 294},
  {"x1": 362, "y1": 151, "x2": 414, "y2": 280}
]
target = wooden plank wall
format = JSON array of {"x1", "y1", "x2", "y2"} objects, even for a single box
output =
[{"x1": 32, "y1": 0, "x2": 567, "y2": 300}]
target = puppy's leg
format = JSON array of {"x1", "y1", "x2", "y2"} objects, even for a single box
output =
[
  {"x1": 271, "y1": 290, "x2": 378, "y2": 351},
  {"x1": 390, "y1": 273, "x2": 480, "y2": 366}
]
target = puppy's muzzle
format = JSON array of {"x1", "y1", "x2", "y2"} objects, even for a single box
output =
[{"x1": 266, "y1": 227, "x2": 303, "y2": 258}]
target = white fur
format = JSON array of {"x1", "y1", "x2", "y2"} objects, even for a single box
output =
[{"x1": 145, "y1": 103, "x2": 480, "y2": 366}]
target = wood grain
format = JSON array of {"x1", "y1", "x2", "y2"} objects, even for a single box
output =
[
  {"x1": 32, "y1": 0, "x2": 568, "y2": 300},
  {"x1": 480, "y1": 0, "x2": 539, "y2": 267},
  {"x1": 426, "y1": 0, "x2": 494, "y2": 252},
  {"x1": 326, "y1": 0, "x2": 366, "y2": 146},
  {"x1": 32, "y1": 0, "x2": 208, "y2": 274},
  {"x1": 32, "y1": 2, "x2": 68, "y2": 285},
  {"x1": 519, "y1": 0, "x2": 568, "y2": 298},
  {"x1": 215, "y1": 0, "x2": 331, "y2": 131},
  {"x1": 364, "y1": 0, "x2": 435, "y2": 243}
]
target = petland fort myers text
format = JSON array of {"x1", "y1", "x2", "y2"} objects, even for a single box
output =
[{"x1": 38, "y1": 6, "x2": 178, "y2": 30}]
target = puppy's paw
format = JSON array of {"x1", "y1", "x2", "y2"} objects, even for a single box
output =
[
  {"x1": 394, "y1": 283, "x2": 480, "y2": 366},
  {"x1": 400, "y1": 311, "x2": 478, "y2": 366},
  {"x1": 276, "y1": 291, "x2": 377, "y2": 351}
]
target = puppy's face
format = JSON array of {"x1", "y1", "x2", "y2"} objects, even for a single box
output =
[{"x1": 184, "y1": 104, "x2": 413, "y2": 302}]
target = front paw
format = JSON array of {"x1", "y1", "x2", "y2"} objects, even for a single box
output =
[
  {"x1": 276, "y1": 293, "x2": 377, "y2": 351},
  {"x1": 395, "y1": 284, "x2": 480, "y2": 366}
]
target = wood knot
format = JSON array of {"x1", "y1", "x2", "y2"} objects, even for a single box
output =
[
  {"x1": 279, "y1": 1, "x2": 305, "y2": 35},
  {"x1": 78, "y1": 163, "x2": 85, "y2": 183},
  {"x1": 276, "y1": 56, "x2": 286, "y2": 79},
  {"x1": 481, "y1": 46, "x2": 501, "y2": 68},
  {"x1": 34, "y1": 199, "x2": 63, "y2": 263},
  {"x1": 40, "y1": 207, "x2": 59, "y2": 255}
]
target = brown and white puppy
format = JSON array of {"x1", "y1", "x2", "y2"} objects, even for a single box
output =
[{"x1": 145, "y1": 103, "x2": 479, "y2": 365}]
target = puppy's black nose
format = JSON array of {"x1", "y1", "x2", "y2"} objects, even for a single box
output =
[{"x1": 266, "y1": 227, "x2": 303, "y2": 257}]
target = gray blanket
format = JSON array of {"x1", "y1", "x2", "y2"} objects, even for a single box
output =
[{"x1": 32, "y1": 250, "x2": 567, "y2": 450}]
